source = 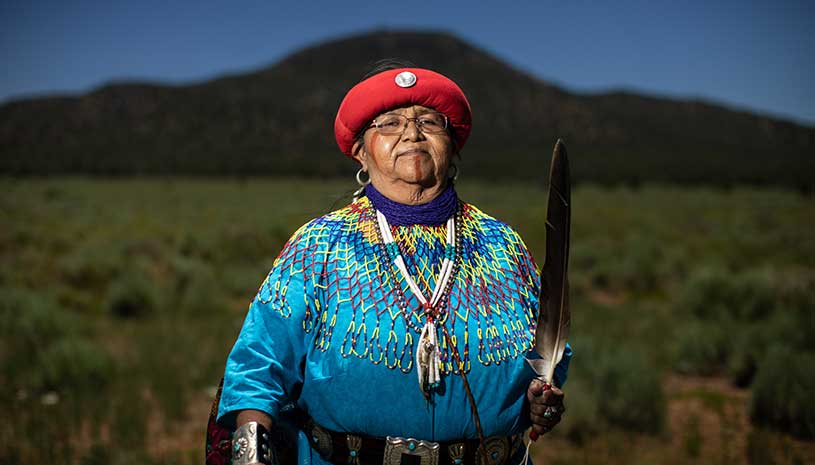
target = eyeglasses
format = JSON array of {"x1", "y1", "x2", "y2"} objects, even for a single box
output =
[{"x1": 369, "y1": 112, "x2": 449, "y2": 135}]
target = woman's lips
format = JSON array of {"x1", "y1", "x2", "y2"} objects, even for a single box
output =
[{"x1": 397, "y1": 149, "x2": 429, "y2": 157}]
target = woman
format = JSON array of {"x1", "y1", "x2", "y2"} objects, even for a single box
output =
[{"x1": 207, "y1": 64, "x2": 572, "y2": 465}]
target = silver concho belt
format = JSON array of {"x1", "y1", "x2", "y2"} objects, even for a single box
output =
[
  {"x1": 384, "y1": 437, "x2": 441, "y2": 465},
  {"x1": 305, "y1": 419, "x2": 522, "y2": 465}
]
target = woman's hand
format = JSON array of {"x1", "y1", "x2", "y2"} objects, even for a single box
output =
[{"x1": 527, "y1": 379, "x2": 565, "y2": 436}]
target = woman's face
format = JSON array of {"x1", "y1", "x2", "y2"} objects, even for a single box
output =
[{"x1": 354, "y1": 105, "x2": 455, "y2": 194}]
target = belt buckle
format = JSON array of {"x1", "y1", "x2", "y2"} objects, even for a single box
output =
[{"x1": 383, "y1": 436, "x2": 440, "y2": 465}]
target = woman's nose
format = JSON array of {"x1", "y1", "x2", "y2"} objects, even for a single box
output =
[{"x1": 402, "y1": 119, "x2": 424, "y2": 141}]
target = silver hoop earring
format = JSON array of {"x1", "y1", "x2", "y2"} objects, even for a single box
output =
[
  {"x1": 353, "y1": 168, "x2": 370, "y2": 200},
  {"x1": 447, "y1": 163, "x2": 459, "y2": 182},
  {"x1": 356, "y1": 168, "x2": 371, "y2": 186}
]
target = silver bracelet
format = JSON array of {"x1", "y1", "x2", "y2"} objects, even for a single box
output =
[{"x1": 232, "y1": 421, "x2": 275, "y2": 465}]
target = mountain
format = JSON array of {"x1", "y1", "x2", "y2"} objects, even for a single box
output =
[{"x1": 1, "y1": 30, "x2": 813, "y2": 187}]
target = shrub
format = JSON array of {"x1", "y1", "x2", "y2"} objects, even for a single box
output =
[
  {"x1": 106, "y1": 272, "x2": 159, "y2": 318},
  {"x1": 38, "y1": 338, "x2": 113, "y2": 392},
  {"x1": 727, "y1": 330, "x2": 759, "y2": 388},
  {"x1": 617, "y1": 233, "x2": 664, "y2": 292},
  {"x1": 564, "y1": 338, "x2": 666, "y2": 435},
  {"x1": 673, "y1": 321, "x2": 731, "y2": 376},
  {"x1": 58, "y1": 245, "x2": 122, "y2": 291},
  {"x1": 0, "y1": 287, "x2": 110, "y2": 397},
  {"x1": 678, "y1": 267, "x2": 777, "y2": 322},
  {"x1": 782, "y1": 273, "x2": 815, "y2": 314},
  {"x1": 728, "y1": 308, "x2": 815, "y2": 387},
  {"x1": 673, "y1": 267, "x2": 805, "y2": 386},
  {"x1": 775, "y1": 275, "x2": 815, "y2": 352},
  {"x1": 571, "y1": 241, "x2": 605, "y2": 288},
  {"x1": 0, "y1": 288, "x2": 84, "y2": 389},
  {"x1": 171, "y1": 257, "x2": 226, "y2": 315},
  {"x1": 677, "y1": 267, "x2": 734, "y2": 320},
  {"x1": 557, "y1": 375, "x2": 601, "y2": 445},
  {"x1": 594, "y1": 348, "x2": 665, "y2": 433},
  {"x1": 220, "y1": 263, "x2": 272, "y2": 298},
  {"x1": 214, "y1": 226, "x2": 283, "y2": 265},
  {"x1": 728, "y1": 269, "x2": 777, "y2": 321},
  {"x1": 749, "y1": 346, "x2": 815, "y2": 439},
  {"x1": 178, "y1": 232, "x2": 210, "y2": 260},
  {"x1": 0, "y1": 288, "x2": 80, "y2": 350}
]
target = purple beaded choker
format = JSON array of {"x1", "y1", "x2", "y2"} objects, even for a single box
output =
[{"x1": 365, "y1": 183, "x2": 458, "y2": 226}]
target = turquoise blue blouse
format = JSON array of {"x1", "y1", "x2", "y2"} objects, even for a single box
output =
[{"x1": 218, "y1": 197, "x2": 572, "y2": 464}]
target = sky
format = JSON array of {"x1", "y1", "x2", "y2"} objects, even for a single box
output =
[{"x1": 1, "y1": 0, "x2": 813, "y2": 125}]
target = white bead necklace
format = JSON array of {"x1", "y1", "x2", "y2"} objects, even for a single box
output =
[{"x1": 375, "y1": 209, "x2": 457, "y2": 393}]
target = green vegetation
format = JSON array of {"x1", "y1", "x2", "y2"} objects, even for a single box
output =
[
  {"x1": 750, "y1": 347, "x2": 815, "y2": 440},
  {"x1": 1, "y1": 178, "x2": 813, "y2": 464}
]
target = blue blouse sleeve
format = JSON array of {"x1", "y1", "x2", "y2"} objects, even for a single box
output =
[{"x1": 217, "y1": 223, "x2": 318, "y2": 427}]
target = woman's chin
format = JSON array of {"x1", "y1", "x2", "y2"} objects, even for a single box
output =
[
  {"x1": 397, "y1": 173, "x2": 442, "y2": 188},
  {"x1": 393, "y1": 165, "x2": 440, "y2": 187}
]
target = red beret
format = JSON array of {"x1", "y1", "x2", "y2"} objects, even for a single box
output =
[{"x1": 334, "y1": 68, "x2": 472, "y2": 157}]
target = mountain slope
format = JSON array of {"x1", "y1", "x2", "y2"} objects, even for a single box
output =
[{"x1": 1, "y1": 30, "x2": 812, "y2": 187}]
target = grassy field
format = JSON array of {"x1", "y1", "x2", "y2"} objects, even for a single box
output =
[{"x1": 1, "y1": 178, "x2": 813, "y2": 465}]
